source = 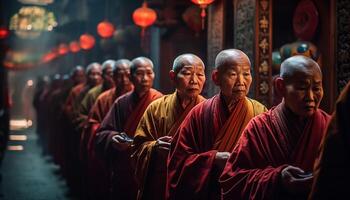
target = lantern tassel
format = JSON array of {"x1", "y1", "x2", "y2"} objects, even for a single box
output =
[{"x1": 200, "y1": 8, "x2": 206, "y2": 30}]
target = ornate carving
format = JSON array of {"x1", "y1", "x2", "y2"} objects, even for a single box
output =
[
  {"x1": 255, "y1": 0, "x2": 272, "y2": 107},
  {"x1": 337, "y1": 0, "x2": 350, "y2": 91},
  {"x1": 206, "y1": 1, "x2": 224, "y2": 96}
]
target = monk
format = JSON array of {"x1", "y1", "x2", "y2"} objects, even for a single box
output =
[
  {"x1": 308, "y1": 81, "x2": 350, "y2": 200},
  {"x1": 219, "y1": 55, "x2": 331, "y2": 200},
  {"x1": 132, "y1": 54, "x2": 206, "y2": 200},
  {"x1": 80, "y1": 59, "x2": 134, "y2": 200},
  {"x1": 95, "y1": 57, "x2": 162, "y2": 200},
  {"x1": 166, "y1": 49, "x2": 267, "y2": 200}
]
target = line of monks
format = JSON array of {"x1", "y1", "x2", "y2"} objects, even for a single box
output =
[{"x1": 33, "y1": 49, "x2": 349, "y2": 200}]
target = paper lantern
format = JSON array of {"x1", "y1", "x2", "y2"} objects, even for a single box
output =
[
  {"x1": 79, "y1": 33, "x2": 95, "y2": 50},
  {"x1": 97, "y1": 21, "x2": 115, "y2": 38},
  {"x1": 132, "y1": 2, "x2": 157, "y2": 37},
  {"x1": 58, "y1": 44, "x2": 69, "y2": 55},
  {"x1": 191, "y1": 0, "x2": 215, "y2": 29},
  {"x1": 0, "y1": 27, "x2": 10, "y2": 39},
  {"x1": 69, "y1": 41, "x2": 80, "y2": 53}
]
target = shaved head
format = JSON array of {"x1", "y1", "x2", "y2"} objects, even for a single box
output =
[
  {"x1": 114, "y1": 59, "x2": 131, "y2": 72},
  {"x1": 215, "y1": 49, "x2": 251, "y2": 71},
  {"x1": 86, "y1": 62, "x2": 102, "y2": 74},
  {"x1": 130, "y1": 57, "x2": 154, "y2": 75},
  {"x1": 102, "y1": 59, "x2": 116, "y2": 72},
  {"x1": 280, "y1": 55, "x2": 322, "y2": 83},
  {"x1": 172, "y1": 54, "x2": 205, "y2": 73}
]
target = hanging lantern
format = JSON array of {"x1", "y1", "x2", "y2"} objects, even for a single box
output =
[
  {"x1": 79, "y1": 33, "x2": 95, "y2": 50},
  {"x1": 41, "y1": 51, "x2": 57, "y2": 63},
  {"x1": 58, "y1": 44, "x2": 69, "y2": 55},
  {"x1": 97, "y1": 21, "x2": 115, "y2": 38},
  {"x1": 191, "y1": 0, "x2": 215, "y2": 30},
  {"x1": 0, "y1": 27, "x2": 10, "y2": 39},
  {"x1": 69, "y1": 41, "x2": 80, "y2": 53},
  {"x1": 132, "y1": 2, "x2": 157, "y2": 37}
]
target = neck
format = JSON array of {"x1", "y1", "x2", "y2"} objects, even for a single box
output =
[
  {"x1": 177, "y1": 91, "x2": 195, "y2": 109},
  {"x1": 136, "y1": 88, "x2": 150, "y2": 98},
  {"x1": 221, "y1": 93, "x2": 242, "y2": 112}
]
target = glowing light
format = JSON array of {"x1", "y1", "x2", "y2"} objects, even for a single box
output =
[
  {"x1": 9, "y1": 135, "x2": 27, "y2": 141},
  {"x1": 7, "y1": 145, "x2": 24, "y2": 151},
  {"x1": 27, "y1": 80, "x2": 33, "y2": 86}
]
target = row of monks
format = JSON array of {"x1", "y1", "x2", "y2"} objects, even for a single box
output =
[{"x1": 33, "y1": 49, "x2": 349, "y2": 200}]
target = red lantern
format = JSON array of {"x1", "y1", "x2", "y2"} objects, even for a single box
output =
[
  {"x1": 97, "y1": 21, "x2": 115, "y2": 38},
  {"x1": 0, "y1": 27, "x2": 10, "y2": 39},
  {"x1": 191, "y1": 0, "x2": 215, "y2": 29},
  {"x1": 69, "y1": 41, "x2": 80, "y2": 53},
  {"x1": 132, "y1": 2, "x2": 157, "y2": 37},
  {"x1": 58, "y1": 44, "x2": 69, "y2": 55},
  {"x1": 79, "y1": 33, "x2": 95, "y2": 50},
  {"x1": 42, "y1": 51, "x2": 57, "y2": 63}
]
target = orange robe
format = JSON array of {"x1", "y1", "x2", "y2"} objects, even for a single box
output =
[
  {"x1": 95, "y1": 88, "x2": 162, "y2": 200},
  {"x1": 132, "y1": 92, "x2": 205, "y2": 200},
  {"x1": 220, "y1": 102, "x2": 330, "y2": 200},
  {"x1": 166, "y1": 94, "x2": 266, "y2": 199}
]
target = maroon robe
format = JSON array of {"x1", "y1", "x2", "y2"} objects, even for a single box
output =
[
  {"x1": 166, "y1": 94, "x2": 266, "y2": 200},
  {"x1": 219, "y1": 102, "x2": 330, "y2": 200},
  {"x1": 95, "y1": 88, "x2": 162, "y2": 200}
]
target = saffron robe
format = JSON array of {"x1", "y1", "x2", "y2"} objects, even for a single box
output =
[
  {"x1": 166, "y1": 94, "x2": 267, "y2": 200},
  {"x1": 219, "y1": 102, "x2": 331, "y2": 200},
  {"x1": 132, "y1": 91, "x2": 205, "y2": 200},
  {"x1": 309, "y1": 82, "x2": 350, "y2": 200},
  {"x1": 95, "y1": 88, "x2": 162, "y2": 200}
]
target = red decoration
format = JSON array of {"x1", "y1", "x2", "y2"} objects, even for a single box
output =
[
  {"x1": 69, "y1": 41, "x2": 80, "y2": 53},
  {"x1": 0, "y1": 27, "x2": 10, "y2": 39},
  {"x1": 97, "y1": 21, "x2": 115, "y2": 38},
  {"x1": 191, "y1": 0, "x2": 215, "y2": 29},
  {"x1": 79, "y1": 33, "x2": 95, "y2": 50},
  {"x1": 293, "y1": 0, "x2": 319, "y2": 41},
  {"x1": 42, "y1": 51, "x2": 57, "y2": 63},
  {"x1": 58, "y1": 44, "x2": 69, "y2": 55},
  {"x1": 132, "y1": 2, "x2": 157, "y2": 37}
]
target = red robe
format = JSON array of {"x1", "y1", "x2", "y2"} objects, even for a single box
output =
[
  {"x1": 219, "y1": 102, "x2": 330, "y2": 200},
  {"x1": 309, "y1": 82, "x2": 350, "y2": 200},
  {"x1": 95, "y1": 88, "x2": 162, "y2": 200},
  {"x1": 166, "y1": 94, "x2": 266, "y2": 200}
]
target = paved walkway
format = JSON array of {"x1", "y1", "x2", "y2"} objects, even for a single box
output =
[{"x1": 0, "y1": 127, "x2": 73, "y2": 200}]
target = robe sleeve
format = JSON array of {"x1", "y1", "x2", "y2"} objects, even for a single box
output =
[
  {"x1": 166, "y1": 109, "x2": 218, "y2": 200},
  {"x1": 219, "y1": 119, "x2": 287, "y2": 200}
]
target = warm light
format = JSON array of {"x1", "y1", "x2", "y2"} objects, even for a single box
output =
[
  {"x1": 9, "y1": 135, "x2": 27, "y2": 141},
  {"x1": 69, "y1": 41, "x2": 80, "y2": 53},
  {"x1": 132, "y1": 2, "x2": 157, "y2": 36},
  {"x1": 190, "y1": 0, "x2": 215, "y2": 29},
  {"x1": 7, "y1": 145, "x2": 24, "y2": 151},
  {"x1": 97, "y1": 21, "x2": 115, "y2": 38},
  {"x1": 27, "y1": 80, "x2": 33, "y2": 86},
  {"x1": 79, "y1": 33, "x2": 95, "y2": 50},
  {"x1": 58, "y1": 43, "x2": 69, "y2": 55},
  {"x1": 10, "y1": 119, "x2": 33, "y2": 130},
  {"x1": 0, "y1": 27, "x2": 10, "y2": 39}
]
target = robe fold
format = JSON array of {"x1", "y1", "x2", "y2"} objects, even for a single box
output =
[
  {"x1": 132, "y1": 91, "x2": 205, "y2": 200},
  {"x1": 219, "y1": 102, "x2": 330, "y2": 200},
  {"x1": 166, "y1": 94, "x2": 266, "y2": 200},
  {"x1": 95, "y1": 88, "x2": 162, "y2": 200},
  {"x1": 309, "y1": 82, "x2": 350, "y2": 200}
]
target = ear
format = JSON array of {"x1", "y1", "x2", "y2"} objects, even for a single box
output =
[
  {"x1": 169, "y1": 70, "x2": 176, "y2": 83},
  {"x1": 212, "y1": 69, "x2": 219, "y2": 86},
  {"x1": 274, "y1": 77, "x2": 286, "y2": 96}
]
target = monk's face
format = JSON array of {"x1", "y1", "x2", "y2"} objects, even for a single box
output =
[
  {"x1": 131, "y1": 62, "x2": 155, "y2": 94},
  {"x1": 283, "y1": 66, "x2": 323, "y2": 117},
  {"x1": 87, "y1": 65, "x2": 102, "y2": 86},
  {"x1": 216, "y1": 57, "x2": 252, "y2": 101},
  {"x1": 103, "y1": 65, "x2": 114, "y2": 87},
  {"x1": 114, "y1": 64, "x2": 132, "y2": 89},
  {"x1": 173, "y1": 60, "x2": 206, "y2": 99},
  {"x1": 73, "y1": 69, "x2": 86, "y2": 85}
]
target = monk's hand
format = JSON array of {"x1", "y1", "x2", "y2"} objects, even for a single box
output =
[
  {"x1": 214, "y1": 152, "x2": 231, "y2": 172},
  {"x1": 111, "y1": 133, "x2": 132, "y2": 151},
  {"x1": 155, "y1": 136, "x2": 172, "y2": 157},
  {"x1": 281, "y1": 165, "x2": 313, "y2": 195}
]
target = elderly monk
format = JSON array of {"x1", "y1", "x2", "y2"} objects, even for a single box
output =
[
  {"x1": 80, "y1": 59, "x2": 134, "y2": 200},
  {"x1": 95, "y1": 57, "x2": 162, "y2": 200},
  {"x1": 308, "y1": 81, "x2": 350, "y2": 200},
  {"x1": 132, "y1": 54, "x2": 206, "y2": 200},
  {"x1": 220, "y1": 55, "x2": 331, "y2": 200},
  {"x1": 166, "y1": 49, "x2": 267, "y2": 200}
]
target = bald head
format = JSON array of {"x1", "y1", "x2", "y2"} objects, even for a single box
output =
[
  {"x1": 280, "y1": 55, "x2": 322, "y2": 84},
  {"x1": 215, "y1": 49, "x2": 251, "y2": 71},
  {"x1": 114, "y1": 59, "x2": 131, "y2": 72},
  {"x1": 172, "y1": 54, "x2": 205, "y2": 73},
  {"x1": 102, "y1": 59, "x2": 116, "y2": 72},
  {"x1": 130, "y1": 57, "x2": 154, "y2": 75},
  {"x1": 86, "y1": 62, "x2": 102, "y2": 74}
]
